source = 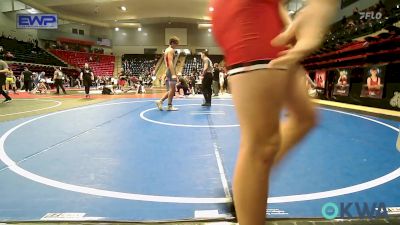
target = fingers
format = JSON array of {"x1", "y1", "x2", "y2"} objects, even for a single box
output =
[{"x1": 271, "y1": 23, "x2": 296, "y2": 47}]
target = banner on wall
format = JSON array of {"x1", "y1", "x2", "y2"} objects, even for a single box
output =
[
  {"x1": 315, "y1": 70, "x2": 326, "y2": 89},
  {"x1": 360, "y1": 66, "x2": 385, "y2": 99},
  {"x1": 315, "y1": 70, "x2": 326, "y2": 95},
  {"x1": 17, "y1": 14, "x2": 58, "y2": 29},
  {"x1": 333, "y1": 69, "x2": 351, "y2": 96}
]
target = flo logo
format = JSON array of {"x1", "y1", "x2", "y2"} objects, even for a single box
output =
[
  {"x1": 322, "y1": 202, "x2": 388, "y2": 220},
  {"x1": 359, "y1": 11, "x2": 383, "y2": 20}
]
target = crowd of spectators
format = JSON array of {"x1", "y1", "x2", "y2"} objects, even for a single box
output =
[{"x1": 318, "y1": 1, "x2": 400, "y2": 54}]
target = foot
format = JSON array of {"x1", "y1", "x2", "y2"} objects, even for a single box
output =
[
  {"x1": 201, "y1": 103, "x2": 211, "y2": 106},
  {"x1": 3, "y1": 99, "x2": 12, "y2": 103},
  {"x1": 155, "y1": 100, "x2": 163, "y2": 111},
  {"x1": 166, "y1": 105, "x2": 178, "y2": 111}
]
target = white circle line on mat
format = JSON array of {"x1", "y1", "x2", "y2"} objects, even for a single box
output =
[
  {"x1": 140, "y1": 104, "x2": 239, "y2": 128},
  {"x1": 0, "y1": 99, "x2": 62, "y2": 117},
  {"x1": 0, "y1": 100, "x2": 398, "y2": 204}
]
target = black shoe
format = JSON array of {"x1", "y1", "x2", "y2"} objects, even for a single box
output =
[
  {"x1": 201, "y1": 103, "x2": 211, "y2": 106},
  {"x1": 3, "y1": 99, "x2": 12, "y2": 103}
]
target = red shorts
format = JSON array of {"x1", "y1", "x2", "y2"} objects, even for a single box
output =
[{"x1": 211, "y1": 0, "x2": 286, "y2": 76}]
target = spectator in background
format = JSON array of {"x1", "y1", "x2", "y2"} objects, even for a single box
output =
[
  {"x1": 38, "y1": 71, "x2": 46, "y2": 81},
  {"x1": 219, "y1": 68, "x2": 225, "y2": 95},
  {"x1": 53, "y1": 67, "x2": 67, "y2": 94},
  {"x1": 22, "y1": 67, "x2": 33, "y2": 93},
  {"x1": 188, "y1": 74, "x2": 196, "y2": 95},
  {"x1": 5, "y1": 68, "x2": 17, "y2": 94},
  {"x1": 4, "y1": 51, "x2": 14, "y2": 60},
  {"x1": 0, "y1": 60, "x2": 12, "y2": 103},
  {"x1": 75, "y1": 77, "x2": 81, "y2": 88},
  {"x1": 352, "y1": 7, "x2": 360, "y2": 17},
  {"x1": 32, "y1": 72, "x2": 39, "y2": 90},
  {"x1": 36, "y1": 79, "x2": 48, "y2": 94},
  {"x1": 16, "y1": 75, "x2": 21, "y2": 90},
  {"x1": 177, "y1": 75, "x2": 189, "y2": 97},
  {"x1": 212, "y1": 63, "x2": 220, "y2": 97}
]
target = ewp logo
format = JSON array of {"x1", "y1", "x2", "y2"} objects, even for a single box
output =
[
  {"x1": 322, "y1": 202, "x2": 388, "y2": 220},
  {"x1": 17, "y1": 14, "x2": 58, "y2": 29}
]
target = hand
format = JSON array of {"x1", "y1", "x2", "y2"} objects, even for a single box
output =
[{"x1": 269, "y1": 0, "x2": 339, "y2": 68}]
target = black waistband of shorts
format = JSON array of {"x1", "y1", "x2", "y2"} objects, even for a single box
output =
[{"x1": 227, "y1": 60, "x2": 271, "y2": 70}]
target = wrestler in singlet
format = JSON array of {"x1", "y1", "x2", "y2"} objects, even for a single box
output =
[
  {"x1": 164, "y1": 47, "x2": 177, "y2": 83},
  {"x1": 212, "y1": 0, "x2": 285, "y2": 75},
  {"x1": 155, "y1": 36, "x2": 180, "y2": 111}
]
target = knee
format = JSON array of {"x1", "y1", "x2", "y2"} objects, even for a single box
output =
[
  {"x1": 296, "y1": 108, "x2": 318, "y2": 130},
  {"x1": 243, "y1": 132, "x2": 280, "y2": 165}
]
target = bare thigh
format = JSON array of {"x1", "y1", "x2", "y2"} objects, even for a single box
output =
[{"x1": 229, "y1": 69, "x2": 290, "y2": 150}]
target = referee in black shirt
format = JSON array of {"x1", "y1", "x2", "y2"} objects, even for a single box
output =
[{"x1": 80, "y1": 63, "x2": 94, "y2": 98}]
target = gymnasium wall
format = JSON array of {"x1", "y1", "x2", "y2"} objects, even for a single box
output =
[
  {"x1": 35, "y1": 22, "x2": 222, "y2": 55},
  {"x1": 0, "y1": 11, "x2": 38, "y2": 41},
  {"x1": 111, "y1": 23, "x2": 222, "y2": 55}
]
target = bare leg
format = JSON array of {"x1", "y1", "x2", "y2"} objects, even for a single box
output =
[
  {"x1": 230, "y1": 69, "x2": 289, "y2": 225},
  {"x1": 167, "y1": 81, "x2": 176, "y2": 105},
  {"x1": 274, "y1": 66, "x2": 318, "y2": 164},
  {"x1": 156, "y1": 81, "x2": 174, "y2": 111},
  {"x1": 160, "y1": 92, "x2": 169, "y2": 102}
]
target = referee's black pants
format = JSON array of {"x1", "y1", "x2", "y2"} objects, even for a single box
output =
[{"x1": 202, "y1": 72, "x2": 213, "y2": 104}]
